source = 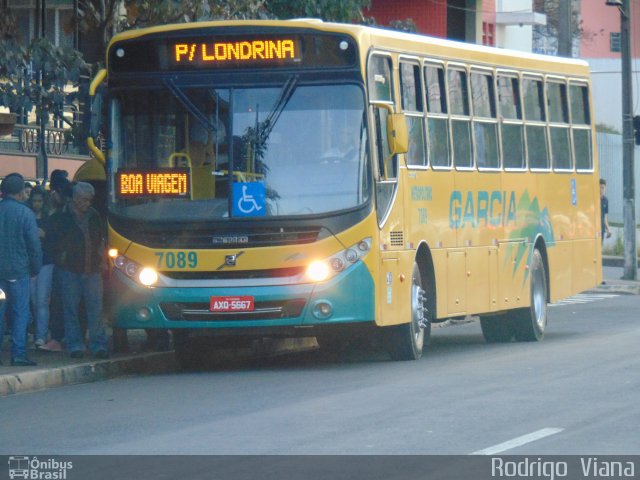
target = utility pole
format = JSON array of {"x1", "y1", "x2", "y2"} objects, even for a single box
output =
[
  {"x1": 557, "y1": 0, "x2": 573, "y2": 57},
  {"x1": 620, "y1": 0, "x2": 637, "y2": 279}
]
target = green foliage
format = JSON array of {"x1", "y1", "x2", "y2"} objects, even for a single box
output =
[
  {"x1": 122, "y1": 0, "x2": 212, "y2": 27},
  {"x1": 596, "y1": 123, "x2": 621, "y2": 135},
  {"x1": 267, "y1": 0, "x2": 371, "y2": 22},
  {"x1": 388, "y1": 18, "x2": 418, "y2": 33},
  {"x1": 208, "y1": 0, "x2": 270, "y2": 20},
  {"x1": 0, "y1": 37, "x2": 89, "y2": 123},
  {"x1": 613, "y1": 233, "x2": 624, "y2": 256}
]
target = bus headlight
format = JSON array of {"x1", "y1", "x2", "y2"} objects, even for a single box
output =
[
  {"x1": 125, "y1": 262, "x2": 138, "y2": 277},
  {"x1": 112, "y1": 254, "x2": 157, "y2": 287},
  {"x1": 114, "y1": 255, "x2": 127, "y2": 269},
  {"x1": 307, "y1": 261, "x2": 331, "y2": 282},
  {"x1": 139, "y1": 267, "x2": 158, "y2": 286},
  {"x1": 305, "y1": 237, "x2": 372, "y2": 283}
]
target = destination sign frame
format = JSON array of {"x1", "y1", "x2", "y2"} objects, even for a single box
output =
[
  {"x1": 108, "y1": 30, "x2": 357, "y2": 74},
  {"x1": 116, "y1": 169, "x2": 191, "y2": 199}
]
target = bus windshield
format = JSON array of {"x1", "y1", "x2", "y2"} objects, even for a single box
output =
[{"x1": 109, "y1": 83, "x2": 371, "y2": 221}]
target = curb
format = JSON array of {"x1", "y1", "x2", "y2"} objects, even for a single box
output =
[
  {"x1": 602, "y1": 256, "x2": 640, "y2": 268},
  {"x1": 0, "y1": 337, "x2": 318, "y2": 397},
  {"x1": 0, "y1": 351, "x2": 175, "y2": 397},
  {"x1": 590, "y1": 283, "x2": 640, "y2": 295}
]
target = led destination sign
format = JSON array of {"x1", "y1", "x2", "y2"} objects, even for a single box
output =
[
  {"x1": 109, "y1": 32, "x2": 357, "y2": 73},
  {"x1": 116, "y1": 169, "x2": 190, "y2": 198},
  {"x1": 173, "y1": 38, "x2": 299, "y2": 65}
]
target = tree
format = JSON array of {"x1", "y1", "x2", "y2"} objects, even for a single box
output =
[
  {"x1": 0, "y1": 6, "x2": 89, "y2": 118},
  {"x1": 0, "y1": 6, "x2": 89, "y2": 176},
  {"x1": 0, "y1": 38, "x2": 87, "y2": 118},
  {"x1": 533, "y1": 0, "x2": 600, "y2": 57},
  {"x1": 388, "y1": 18, "x2": 418, "y2": 34},
  {"x1": 267, "y1": 0, "x2": 371, "y2": 23}
]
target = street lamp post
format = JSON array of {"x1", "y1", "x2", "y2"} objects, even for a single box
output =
[
  {"x1": 609, "y1": 0, "x2": 637, "y2": 279},
  {"x1": 36, "y1": 0, "x2": 49, "y2": 182}
]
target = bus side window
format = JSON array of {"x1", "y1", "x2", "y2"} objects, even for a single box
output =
[
  {"x1": 424, "y1": 63, "x2": 450, "y2": 168},
  {"x1": 373, "y1": 107, "x2": 395, "y2": 179},
  {"x1": 523, "y1": 77, "x2": 549, "y2": 170},
  {"x1": 368, "y1": 55, "x2": 393, "y2": 102},
  {"x1": 497, "y1": 74, "x2": 525, "y2": 170},
  {"x1": 400, "y1": 61, "x2": 427, "y2": 168},
  {"x1": 470, "y1": 69, "x2": 499, "y2": 169},
  {"x1": 368, "y1": 54, "x2": 396, "y2": 180},
  {"x1": 448, "y1": 67, "x2": 473, "y2": 169},
  {"x1": 547, "y1": 80, "x2": 572, "y2": 171},
  {"x1": 570, "y1": 83, "x2": 593, "y2": 171}
]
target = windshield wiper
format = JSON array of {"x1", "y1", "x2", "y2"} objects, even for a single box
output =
[
  {"x1": 258, "y1": 75, "x2": 299, "y2": 143},
  {"x1": 164, "y1": 78, "x2": 217, "y2": 132}
]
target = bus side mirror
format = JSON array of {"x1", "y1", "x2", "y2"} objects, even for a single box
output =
[
  {"x1": 387, "y1": 113, "x2": 409, "y2": 155},
  {"x1": 87, "y1": 69, "x2": 107, "y2": 164}
]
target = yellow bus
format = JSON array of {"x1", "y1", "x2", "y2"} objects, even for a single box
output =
[{"x1": 86, "y1": 19, "x2": 601, "y2": 365}]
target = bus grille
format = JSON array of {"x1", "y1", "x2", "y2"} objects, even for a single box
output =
[
  {"x1": 132, "y1": 227, "x2": 322, "y2": 249},
  {"x1": 159, "y1": 299, "x2": 306, "y2": 321},
  {"x1": 161, "y1": 267, "x2": 306, "y2": 280}
]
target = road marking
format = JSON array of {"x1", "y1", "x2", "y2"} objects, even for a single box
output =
[
  {"x1": 470, "y1": 428, "x2": 564, "y2": 455},
  {"x1": 550, "y1": 293, "x2": 619, "y2": 307}
]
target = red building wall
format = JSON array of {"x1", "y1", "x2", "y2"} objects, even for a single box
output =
[
  {"x1": 580, "y1": 0, "x2": 640, "y2": 59},
  {"x1": 366, "y1": 0, "x2": 447, "y2": 38}
]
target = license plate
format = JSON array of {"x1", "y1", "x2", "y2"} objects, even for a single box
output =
[{"x1": 210, "y1": 296, "x2": 255, "y2": 312}]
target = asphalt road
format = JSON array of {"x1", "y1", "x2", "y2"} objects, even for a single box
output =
[{"x1": 1, "y1": 291, "x2": 638, "y2": 457}]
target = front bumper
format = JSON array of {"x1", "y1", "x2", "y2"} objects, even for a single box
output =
[{"x1": 109, "y1": 261, "x2": 375, "y2": 331}]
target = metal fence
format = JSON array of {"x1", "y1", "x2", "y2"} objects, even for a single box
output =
[
  {"x1": 597, "y1": 132, "x2": 640, "y2": 224},
  {"x1": 0, "y1": 124, "x2": 86, "y2": 156}
]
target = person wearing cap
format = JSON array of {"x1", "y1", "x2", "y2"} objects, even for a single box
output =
[{"x1": 0, "y1": 173, "x2": 42, "y2": 366}]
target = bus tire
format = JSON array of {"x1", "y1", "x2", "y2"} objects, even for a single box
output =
[
  {"x1": 480, "y1": 314, "x2": 514, "y2": 343},
  {"x1": 513, "y1": 248, "x2": 548, "y2": 342},
  {"x1": 386, "y1": 262, "x2": 429, "y2": 361}
]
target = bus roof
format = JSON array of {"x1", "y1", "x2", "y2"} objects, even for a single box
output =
[{"x1": 108, "y1": 19, "x2": 590, "y2": 77}]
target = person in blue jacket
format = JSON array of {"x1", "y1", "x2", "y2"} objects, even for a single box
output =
[{"x1": 0, "y1": 173, "x2": 42, "y2": 366}]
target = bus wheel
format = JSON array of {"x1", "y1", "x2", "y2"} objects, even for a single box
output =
[
  {"x1": 513, "y1": 248, "x2": 548, "y2": 342},
  {"x1": 480, "y1": 314, "x2": 514, "y2": 343},
  {"x1": 386, "y1": 262, "x2": 429, "y2": 361}
]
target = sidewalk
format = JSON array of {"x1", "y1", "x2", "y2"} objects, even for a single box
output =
[
  {"x1": 0, "y1": 331, "x2": 316, "y2": 397},
  {"x1": 0, "y1": 330, "x2": 176, "y2": 396},
  {"x1": 599, "y1": 256, "x2": 640, "y2": 295},
  {"x1": 1, "y1": 260, "x2": 638, "y2": 397}
]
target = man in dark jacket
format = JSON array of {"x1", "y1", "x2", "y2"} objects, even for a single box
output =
[
  {"x1": 0, "y1": 173, "x2": 42, "y2": 366},
  {"x1": 48, "y1": 181, "x2": 108, "y2": 358}
]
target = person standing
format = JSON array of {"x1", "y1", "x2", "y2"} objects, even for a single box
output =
[
  {"x1": 48, "y1": 182, "x2": 108, "y2": 359},
  {"x1": 600, "y1": 178, "x2": 612, "y2": 243},
  {"x1": 0, "y1": 173, "x2": 42, "y2": 366},
  {"x1": 23, "y1": 181, "x2": 33, "y2": 201},
  {"x1": 27, "y1": 186, "x2": 54, "y2": 348},
  {"x1": 38, "y1": 174, "x2": 72, "y2": 352}
]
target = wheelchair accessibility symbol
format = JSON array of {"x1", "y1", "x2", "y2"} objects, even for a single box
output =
[{"x1": 232, "y1": 182, "x2": 266, "y2": 217}]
